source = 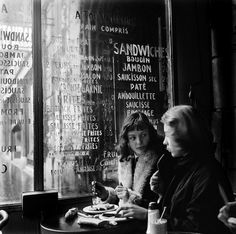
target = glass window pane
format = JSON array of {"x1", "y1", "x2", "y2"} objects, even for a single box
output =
[
  {"x1": 42, "y1": 0, "x2": 117, "y2": 198},
  {"x1": 0, "y1": 0, "x2": 33, "y2": 205},
  {"x1": 42, "y1": 0, "x2": 169, "y2": 199}
]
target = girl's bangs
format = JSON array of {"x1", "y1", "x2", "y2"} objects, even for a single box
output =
[{"x1": 127, "y1": 120, "x2": 148, "y2": 131}]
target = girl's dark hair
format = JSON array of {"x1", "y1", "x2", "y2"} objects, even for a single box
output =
[{"x1": 116, "y1": 111, "x2": 162, "y2": 161}]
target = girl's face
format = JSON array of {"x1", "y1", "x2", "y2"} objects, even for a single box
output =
[
  {"x1": 127, "y1": 128, "x2": 150, "y2": 157},
  {"x1": 163, "y1": 124, "x2": 186, "y2": 157}
]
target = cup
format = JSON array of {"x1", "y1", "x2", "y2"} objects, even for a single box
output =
[
  {"x1": 146, "y1": 209, "x2": 160, "y2": 234},
  {"x1": 149, "y1": 218, "x2": 167, "y2": 234}
]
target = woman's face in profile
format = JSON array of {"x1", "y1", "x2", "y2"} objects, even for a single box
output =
[
  {"x1": 163, "y1": 124, "x2": 186, "y2": 157},
  {"x1": 127, "y1": 128, "x2": 150, "y2": 157}
]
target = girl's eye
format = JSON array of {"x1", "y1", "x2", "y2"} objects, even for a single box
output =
[{"x1": 128, "y1": 136, "x2": 135, "y2": 141}]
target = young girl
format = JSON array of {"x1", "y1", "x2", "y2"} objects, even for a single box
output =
[{"x1": 93, "y1": 111, "x2": 164, "y2": 208}]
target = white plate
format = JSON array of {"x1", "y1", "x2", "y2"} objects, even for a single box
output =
[{"x1": 83, "y1": 204, "x2": 118, "y2": 214}]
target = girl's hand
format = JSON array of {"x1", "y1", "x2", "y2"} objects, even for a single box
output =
[
  {"x1": 116, "y1": 204, "x2": 147, "y2": 220},
  {"x1": 91, "y1": 181, "x2": 108, "y2": 201},
  {"x1": 115, "y1": 184, "x2": 129, "y2": 201}
]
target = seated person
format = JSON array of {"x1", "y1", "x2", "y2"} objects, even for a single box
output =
[
  {"x1": 117, "y1": 105, "x2": 234, "y2": 234},
  {"x1": 93, "y1": 111, "x2": 165, "y2": 208}
]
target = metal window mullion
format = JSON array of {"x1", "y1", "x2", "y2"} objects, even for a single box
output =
[{"x1": 33, "y1": 0, "x2": 44, "y2": 191}]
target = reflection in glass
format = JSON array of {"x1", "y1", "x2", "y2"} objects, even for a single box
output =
[{"x1": 0, "y1": 0, "x2": 33, "y2": 204}]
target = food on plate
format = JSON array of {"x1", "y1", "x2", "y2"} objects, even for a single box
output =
[
  {"x1": 83, "y1": 203, "x2": 118, "y2": 214},
  {"x1": 87, "y1": 203, "x2": 114, "y2": 212}
]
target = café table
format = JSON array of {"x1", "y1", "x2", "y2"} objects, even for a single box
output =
[
  {"x1": 40, "y1": 212, "x2": 202, "y2": 234},
  {"x1": 40, "y1": 211, "x2": 147, "y2": 234},
  {"x1": 40, "y1": 199, "x2": 202, "y2": 234}
]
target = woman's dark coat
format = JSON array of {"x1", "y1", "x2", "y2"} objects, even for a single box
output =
[{"x1": 159, "y1": 153, "x2": 234, "y2": 234}]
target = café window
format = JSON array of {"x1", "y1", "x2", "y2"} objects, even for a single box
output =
[
  {"x1": 0, "y1": 0, "x2": 172, "y2": 204},
  {"x1": 0, "y1": 1, "x2": 33, "y2": 205}
]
